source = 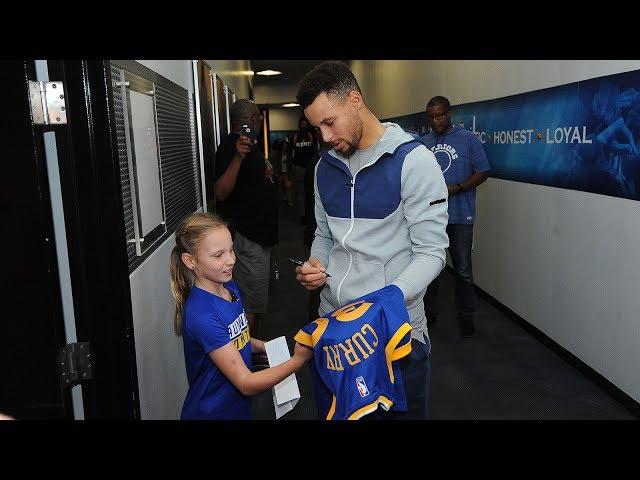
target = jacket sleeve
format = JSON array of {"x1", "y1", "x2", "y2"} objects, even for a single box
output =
[
  {"x1": 392, "y1": 145, "x2": 449, "y2": 304},
  {"x1": 310, "y1": 162, "x2": 333, "y2": 268}
]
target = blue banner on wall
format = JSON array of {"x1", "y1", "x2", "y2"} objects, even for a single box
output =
[
  {"x1": 386, "y1": 70, "x2": 640, "y2": 201},
  {"x1": 269, "y1": 130, "x2": 295, "y2": 145}
]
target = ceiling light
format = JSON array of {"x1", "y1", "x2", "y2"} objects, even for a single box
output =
[
  {"x1": 256, "y1": 70, "x2": 282, "y2": 76},
  {"x1": 216, "y1": 70, "x2": 255, "y2": 76},
  {"x1": 282, "y1": 103, "x2": 300, "y2": 108}
]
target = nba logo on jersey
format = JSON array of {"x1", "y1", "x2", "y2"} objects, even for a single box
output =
[{"x1": 356, "y1": 376, "x2": 369, "y2": 397}]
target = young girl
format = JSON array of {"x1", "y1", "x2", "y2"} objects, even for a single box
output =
[{"x1": 170, "y1": 212, "x2": 311, "y2": 419}]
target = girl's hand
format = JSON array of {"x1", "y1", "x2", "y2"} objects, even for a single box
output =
[{"x1": 293, "y1": 342, "x2": 313, "y2": 363}]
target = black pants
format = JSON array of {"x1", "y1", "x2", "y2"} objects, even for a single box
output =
[
  {"x1": 424, "y1": 224, "x2": 475, "y2": 325},
  {"x1": 363, "y1": 334, "x2": 431, "y2": 420}
]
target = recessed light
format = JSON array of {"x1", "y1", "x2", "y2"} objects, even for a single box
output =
[
  {"x1": 256, "y1": 70, "x2": 282, "y2": 76},
  {"x1": 282, "y1": 103, "x2": 300, "y2": 108},
  {"x1": 214, "y1": 70, "x2": 255, "y2": 76}
]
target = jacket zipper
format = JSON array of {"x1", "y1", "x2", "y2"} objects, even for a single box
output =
[{"x1": 335, "y1": 156, "x2": 381, "y2": 306}]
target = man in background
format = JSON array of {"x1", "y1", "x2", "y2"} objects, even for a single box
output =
[
  {"x1": 214, "y1": 99, "x2": 278, "y2": 338},
  {"x1": 420, "y1": 95, "x2": 491, "y2": 337}
]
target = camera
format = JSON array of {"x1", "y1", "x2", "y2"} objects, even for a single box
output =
[{"x1": 241, "y1": 124, "x2": 255, "y2": 144}]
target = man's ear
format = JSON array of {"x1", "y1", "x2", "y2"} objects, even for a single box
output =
[{"x1": 347, "y1": 90, "x2": 363, "y2": 110}]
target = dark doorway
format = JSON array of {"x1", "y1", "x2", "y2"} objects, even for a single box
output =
[
  {"x1": 0, "y1": 60, "x2": 71, "y2": 419},
  {"x1": 47, "y1": 60, "x2": 140, "y2": 419}
]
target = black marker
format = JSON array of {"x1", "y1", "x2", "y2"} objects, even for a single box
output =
[{"x1": 288, "y1": 258, "x2": 331, "y2": 277}]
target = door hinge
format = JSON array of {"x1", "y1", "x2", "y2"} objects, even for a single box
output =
[
  {"x1": 59, "y1": 342, "x2": 93, "y2": 390},
  {"x1": 28, "y1": 81, "x2": 67, "y2": 125}
]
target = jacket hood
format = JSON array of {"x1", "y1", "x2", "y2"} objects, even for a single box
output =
[{"x1": 328, "y1": 122, "x2": 416, "y2": 164}]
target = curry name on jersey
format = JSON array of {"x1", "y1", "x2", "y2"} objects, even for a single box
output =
[{"x1": 295, "y1": 284, "x2": 412, "y2": 420}]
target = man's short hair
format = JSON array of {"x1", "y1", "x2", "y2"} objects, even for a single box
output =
[
  {"x1": 297, "y1": 61, "x2": 362, "y2": 110},
  {"x1": 426, "y1": 96, "x2": 451, "y2": 110},
  {"x1": 229, "y1": 99, "x2": 258, "y2": 122}
]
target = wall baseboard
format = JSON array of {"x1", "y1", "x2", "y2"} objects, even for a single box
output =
[{"x1": 444, "y1": 265, "x2": 640, "y2": 419}]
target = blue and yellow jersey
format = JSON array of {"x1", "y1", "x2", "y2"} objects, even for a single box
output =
[{"x1": 295, "y1": 285, "x2": 412, "y2": 420}]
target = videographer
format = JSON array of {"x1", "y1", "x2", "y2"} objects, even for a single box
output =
[{"x1": 214, "y1": 99, "x2": 278, "y2": 338}]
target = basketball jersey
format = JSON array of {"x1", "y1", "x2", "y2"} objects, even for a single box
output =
[{"x1": 294, "y1": 285, "x2": 412, "y2": 420}]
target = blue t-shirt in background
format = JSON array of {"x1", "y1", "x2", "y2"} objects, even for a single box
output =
[
  {"x1": 420, "y1": 126, "x2": 491, "y2": 224},
  {"x1": 180, "y1": 281, "x2": 253, "y2": 420}
]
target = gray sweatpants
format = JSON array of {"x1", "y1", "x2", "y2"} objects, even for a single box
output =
[{"x1": 232, "y1": 231, "x2": 272, "y2": 314}]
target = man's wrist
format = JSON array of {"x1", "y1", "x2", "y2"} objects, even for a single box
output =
[{"x1": 457, "y1": 183, "x2": 464, "y2": 192}]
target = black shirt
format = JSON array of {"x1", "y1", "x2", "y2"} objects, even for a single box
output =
[
  {"x1": 214, "y1": 132, "x2": 278, "y2": 247},
  {"x1": 293, "y1": 130, "x2": 316, "y2": 168}
]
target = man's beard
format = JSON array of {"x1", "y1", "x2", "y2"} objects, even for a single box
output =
[
  {"x1": 342, "y1": 141, "x2": 358, "y2": 158},
  {"x1": 342, "y1": 117, "x2": 362, "y2": 158}
]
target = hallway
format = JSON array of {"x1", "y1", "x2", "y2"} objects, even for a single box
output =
[{"x1": 252, "y1": 192, "x2": 636, "y2": 420}]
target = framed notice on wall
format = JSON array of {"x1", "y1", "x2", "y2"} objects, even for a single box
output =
[
  {"x1": 213, "y1": 73, "x2": 228, "y2": 145},
  {"x1": 111, "y1": 60, "x2": 202, "y2": 272},
  {"x1": 116, "y1": 69, "x2": 167, "y2": 257}
]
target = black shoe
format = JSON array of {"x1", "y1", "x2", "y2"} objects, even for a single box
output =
[{"x1": 460, "y1": 322, "x2": 476, "y2": 338}]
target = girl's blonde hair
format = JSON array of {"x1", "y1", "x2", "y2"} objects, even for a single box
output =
[{"x1": 170, "y1": 212, "x2": 228, "y2": 336}]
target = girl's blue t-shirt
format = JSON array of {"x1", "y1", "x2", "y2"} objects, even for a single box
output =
[{"x1": 180, "y1": 281, "x2": 253, "y2": 420}]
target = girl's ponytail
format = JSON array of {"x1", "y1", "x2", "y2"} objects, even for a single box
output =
[
  {"x1": 169, "y1": 212, "x2": 228, "y2": 336},
  {"x1": 170, "y1": 243, "x2": 192, "y2": 336}
]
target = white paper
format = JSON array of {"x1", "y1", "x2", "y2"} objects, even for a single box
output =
[{"x1": 264, "y1": 336, "x2": 301, "y2": 419}]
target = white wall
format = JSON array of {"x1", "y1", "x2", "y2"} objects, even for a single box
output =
[
  {"x1": 136, "y1": 60, "x2": 194, "y2": 92},
  {"x1": 269, "y1": 108, "x2": 301, "y2": 131},
  {"x1": 130, "y1": 234, "x2": 188, "y2": 419},
  {"x1": 128, "y1": 60, "x2": 193, "y2": 418},
  {"x1": 351, "y1": 60, "x2": 640, "y2": 119},
  {"x1": 253, "y1": 83, "x2": 303, "y2": 130},
  {"x1": 137, "y1": 59, "x2": 254, "y2": 99},
  {"x1": 254, "y1": 83, "x2": 299, "y2": 105},
  {"x1": 353, "y1": 60, "x2": 640, "y2": 403},
  {"x1": 204, "y1": 60, "x2": 253, "y2": 100}
]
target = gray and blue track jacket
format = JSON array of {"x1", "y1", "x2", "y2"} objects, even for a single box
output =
[{"x1": 311, "y1": 123, "x2": 449, "y2": 343}]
